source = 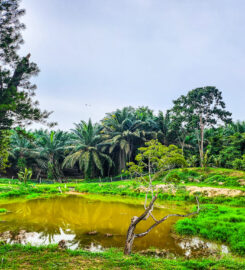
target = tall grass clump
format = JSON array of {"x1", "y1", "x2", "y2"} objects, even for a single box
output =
[{"x1": 175, "y1": 205, "x2": 245, "y2": 255}]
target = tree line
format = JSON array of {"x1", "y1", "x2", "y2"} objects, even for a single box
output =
[{"x1": 6, "y1": 97, "x2": 245, "y2": 180}]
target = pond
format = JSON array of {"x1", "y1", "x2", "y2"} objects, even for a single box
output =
[{"x1": 0, "y1": 195, "x2": 228, "y2": 257}]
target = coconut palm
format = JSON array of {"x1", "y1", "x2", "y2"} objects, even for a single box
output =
[{"x1": 63, "y1": 119, "x2": 113, "y2": 178}]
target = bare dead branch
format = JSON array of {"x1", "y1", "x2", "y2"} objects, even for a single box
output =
[
  {"x1": 149, "y1": 211, "x2": 158, "y2": 222},
  {"x1": 135, "y1": 197, "x2": 200, "y2": 238},
  {"x1": 131, "y1": 194, "x2": 158, "y2": 226}
]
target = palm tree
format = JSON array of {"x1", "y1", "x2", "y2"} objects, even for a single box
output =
[
  {"x1": 225, "y1": 121, "x2": 245, "y2": 135},
  {"x1": 9, "y1": 130, "x2": 35, "y2": 171},
  {"x1": 34, "y1": 130, "x2": 69, "y2": 180},
  {"x1": 102, "y1": 107, "x2": 147, "y2": 173},
  {"x1": 148, "y1": 111, "x2": 173, "y2": 145},
  {"x1": 63, "y1": 119, "x2": 112, "y2": 178},
  {"x1": 19, "y1": 129, "x2": 69, "y2": 181}
]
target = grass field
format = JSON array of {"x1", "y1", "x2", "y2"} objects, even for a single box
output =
[
  {"x1": 0, "y1": 168, "x2": 245, "y2": 269},
  {"x1": 0, "y1": 244, "x2": 245, "y2": 270}
]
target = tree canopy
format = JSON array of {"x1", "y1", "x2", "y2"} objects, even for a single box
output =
[
  {"x1": 169, "y1": 87, "x2": 232, "y2": 166},
  {"x1": 0, "y1": 0, "x2": 53, "y2": 131}
]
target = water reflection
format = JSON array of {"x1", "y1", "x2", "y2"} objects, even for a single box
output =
[{"x1": 0, "y1": 195, "x2": 228, "y2": 256}]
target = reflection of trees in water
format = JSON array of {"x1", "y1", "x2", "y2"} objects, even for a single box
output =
[
  {"x1": 37, "y1": 226, "x2": 62, "y2": 243},
  {"x1": 68, "y1": 232, "x2": 125, "y2": 249},
  {"x1": 0, "y1": 196, "x2": 188, "y2": 254}
]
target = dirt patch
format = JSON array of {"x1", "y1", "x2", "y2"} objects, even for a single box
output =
[
  {"x1": 185, "y1": 186, "x2": 244, "y2": 197},
  {"x1": 138, "y1": 184, "x2": 245, "y2": 197},
  {"x1": 67, "y1": 191, "x2": 87, "y2": 196},
  {"x1": 228, "y1": 171, "x2": 245, "y2": 178}
]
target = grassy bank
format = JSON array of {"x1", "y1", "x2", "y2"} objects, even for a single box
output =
[
  {"x1": 175, "y1": 205, "x2": 245, "y2": 256},
  {"x1": 1, "y1": 244, "x2": 245, "y2": 270},
  {"x1": 163, "y1": 168, "x2": 245, "y2": 188},
  {"x1": 73, "y1": 181, "x2": 245, "y2": 207},
  {"x1": 0, "y1": 168, "x2": 245, "y2": 207}
]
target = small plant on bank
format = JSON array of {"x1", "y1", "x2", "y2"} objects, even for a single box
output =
[{"x1": 17, "y1": 168, "x2": 32, "y2": 185}]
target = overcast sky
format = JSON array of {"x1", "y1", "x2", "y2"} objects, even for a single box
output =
[{"x1": 20, "y1": 0, "x2": 245, "y2": 130}]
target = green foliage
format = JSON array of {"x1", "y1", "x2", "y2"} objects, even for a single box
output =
[
  {"x1": 126, "y1": 140, "x2": 187, "y2": 184},
  {"x1": 187, "y1": 155, "x2": 199, "y2": 167},
  {"x1": 175, "y1": 205, "x2": 245, "y2": 255},
  {"x1": 4, "y1": 104, "x2": 245, "y2": 180},
  {"x1": 0, "y1": 183, "x2": 67, "y2": 199},
  {"x1": 9, "y1": 129, "x2": 69, "y2": 180},
  {"x1": 169, "y1": 87, "x2": 232, "y2": 166},
  {"x1": 102, "y1": 106, "x2": 152, "y2": 173},
  {"x1": 163, "y1": 168, "x2": 245, "y2": 188},
  {"x1": 0, "y1": 131, "x2": 10, "y2": 172},
  {"x1": 232, "y1": 155, "x2": 245, "y2": 170},
  {"x1": 17, "y1": 168, "x2": 32, "y2": 184},
  {"x1": 63, "y1": 119, "x2": 112, "y2": 178},
  {"x1": 17, "y1": 157, "x2": 27, "y2": 172},
  {"x1": 0, "y1": 0, "x2": 52, "y2": 131}
]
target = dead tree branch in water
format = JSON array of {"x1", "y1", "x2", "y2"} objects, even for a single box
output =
[{"x1": 124, "y1": 195, "x2": 200, "y2": 255}]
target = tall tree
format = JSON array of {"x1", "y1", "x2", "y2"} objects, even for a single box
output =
[
  {"x1": 0, "y1": 0, "x2": 53, "y2": 131},
  {"x1": 63, "y1": 120, "x2": 113, "y2": 178},
  {"x1": 102, "y1": 107, "x2": 146, "y2": 173},
  {"x1": 0, "y1": 0, "x2": 53, "y2": 172},
  {"x1": 9, "y1": 129, "x2": 34, "y2": 171},
  {"x1": 34, "y1": 130, "x2": 69, "y2": 181},
  {"x1": 169, "y1": 87, "x2": 232, "y2": 167}
]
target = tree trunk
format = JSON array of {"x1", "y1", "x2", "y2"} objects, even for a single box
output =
[
  {"x1": 36, "y1": 169, "x2": 41, "y2": 182},
  {"x1": 124, "y1": 216, "x2": 137, "y2": 255},
  {"x1": 200, "y1": 115, "x2": 204, "y2": 167},
  {"x1": 123, "y1": 195, "x2": 200, "y2": 255},
  {"x1": 124, "y1": 196, "x2": 158, "y2": 255},
  {"x1": 118, "y1": 150, "x2": 126, "y2": 174}
]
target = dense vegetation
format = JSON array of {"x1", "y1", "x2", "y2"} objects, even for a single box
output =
[{"x1": 3, "y1": 107, "x2": 245, "y2": 181}]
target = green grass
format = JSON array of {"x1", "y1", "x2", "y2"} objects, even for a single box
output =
[
  {"x1": 0, "y1": 183, "x2": 68, "y2": 199},
  {"x1": 175, "y1": 205, "x2": 245, "y2": 256},
  {"x1": 163, "y1": 167, "x2": 245, "y2": 188},
  {"x1": 0, "y1": 244, "x2": 244, "y2": 270},
  {"x1": 73, "y1": 180, "x2": 245, "y2": 207},
  {"x1": 0, "y1": 174, "x2": 245, "y2": 207},
  {"x1": 0, "y1": 169, "x2": 245, "y2": 268}
]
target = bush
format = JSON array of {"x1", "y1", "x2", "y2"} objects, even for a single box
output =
[{"x1": 232, "y1": 157, "x2": 245, "y2": 171}]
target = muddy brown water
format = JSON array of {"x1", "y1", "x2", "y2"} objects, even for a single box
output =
[{"x1": 0, "y1": 195, "x2": 228, "y2": 256}]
